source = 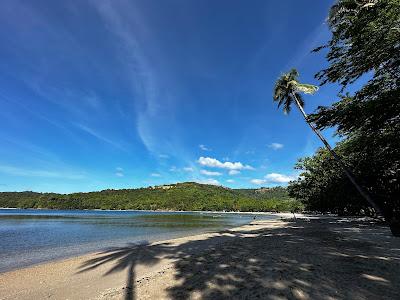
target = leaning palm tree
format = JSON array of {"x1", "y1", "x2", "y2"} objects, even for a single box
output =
[{"x1": 273, "y1": 68, "x2": 383, "y2": 217}]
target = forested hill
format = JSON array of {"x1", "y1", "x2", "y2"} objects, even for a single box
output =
[{"x1": 0, "y1": 182, "x2": 302, "y2": 212}]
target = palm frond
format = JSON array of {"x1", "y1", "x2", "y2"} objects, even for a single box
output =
[
  {"x1": 288, "y1": 68, "x2": 299, "y2": 79},
  {"x1": 283, "y1": 97, "x2": 292, "y2": 114},
  {"x1": 295, "y1": 83, "x2": 319, "y2": 95},
  {"x1": 273, "y1": 68, "x2": 317, "y2": 115}
]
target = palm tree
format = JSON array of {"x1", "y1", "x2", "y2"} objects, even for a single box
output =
[{"x1": 273, "y1": 68, "x2": 383, "y2": 217}]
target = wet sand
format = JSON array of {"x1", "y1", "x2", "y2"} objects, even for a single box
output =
[{"x1": 1, "y1": 216, "x2": 399, "y2": 300}]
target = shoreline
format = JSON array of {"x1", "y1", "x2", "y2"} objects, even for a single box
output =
[
  {"x1": 1, "y1": 210, "x2": 372, "y2": 275},
  {"x1": 0, "y1": 219, "x2": 282, "y2": 300},
  {"x1": 1, "y1": 216, "x2": 398, "y2": 299},
  {"x1": 0, "y1": 218, "x2": 261, "y2": 274},
  {"x1": 0, "y1": 212, "x2": 293, "y2": 274},
  {"x1": 0, "y1": 207, "x2": 302, "y2": 215}
]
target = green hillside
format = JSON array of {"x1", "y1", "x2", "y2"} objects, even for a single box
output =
[{"x1": 0, "y1": 182, "x2": 302, "y2": 212}]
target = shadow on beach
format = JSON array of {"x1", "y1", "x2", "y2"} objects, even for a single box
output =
[
  {"x1": 78, "y1": 219, "x2": 400, "y2": 300},
  {"x1": 77, "y1": 241, "x2": 171, "y2": 300}
]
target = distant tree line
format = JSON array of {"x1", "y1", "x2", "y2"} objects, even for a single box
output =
[{"x1": 0, "y1": 182, "x2": 303, "y2": 212}]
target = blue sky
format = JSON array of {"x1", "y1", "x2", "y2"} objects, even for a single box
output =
[{"x1": 0, "y1": 0, "x2": 345, "y2": 193}]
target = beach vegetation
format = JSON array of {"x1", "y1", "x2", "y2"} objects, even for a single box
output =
[{"x1": 287, "y1": 0, "x2": 399, "y2": 235}]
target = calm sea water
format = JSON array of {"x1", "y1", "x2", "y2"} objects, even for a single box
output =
[{"x1": 0, "y1": 209, "x2": 276, "y2": 272}]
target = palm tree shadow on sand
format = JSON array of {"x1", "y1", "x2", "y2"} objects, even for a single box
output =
[
  {"x1": 77, "y1": 241, "x2": 172, "y2": 300},
  {"x1": 77, "y1": 219, "x2": 400, "y2": 300}
]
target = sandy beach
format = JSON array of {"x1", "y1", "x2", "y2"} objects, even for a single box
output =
[{"x1": 1, "y1": 216, "x2": 399, "y2": 300}]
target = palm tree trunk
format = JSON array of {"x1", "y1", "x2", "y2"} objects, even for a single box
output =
[{"x1": 291, "y1": 93, "x2": 384, "y2": 217}]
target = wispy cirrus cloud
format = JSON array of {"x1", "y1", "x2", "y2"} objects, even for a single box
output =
[
  {"x1": 74, "y1": 123, "x2": 126, "y2": 151},
  {"x1": 283, "y1": 22, "x2": 328, "y2": 71},
  {"x1": 198, "y1": 157, "x2": 253, "y2": 171},
  {"x1": 91, "y1": 1, "x2": 188, "y2": 162},
  {"x1": 0, "y1": 164, "x2": 84, "y2": 180}
]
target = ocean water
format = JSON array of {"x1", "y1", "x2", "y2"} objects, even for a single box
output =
[{"x1": 0, "y1": 209, "x2": 276, "y2": 272}]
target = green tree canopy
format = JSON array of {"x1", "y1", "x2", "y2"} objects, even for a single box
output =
[{"x1": 289, "y1": 0, "x2": 399, "y2": 234}]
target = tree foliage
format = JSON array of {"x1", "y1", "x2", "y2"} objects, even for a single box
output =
[
  {"x1": 0, "y1": 182, "x2": 303, "y2": 213},
  {"x1": 289, "y1": 145, "x2": 377, "y2": 216},
  {"x1": 273, "y1": 68, "x2": 318, "y2": 114},
  {"x1": 289, "y1": 0, "x2": 399, "y2": 221},
  {"x1": 314, "y1": 0, "x2": 399, "y2": 87}
]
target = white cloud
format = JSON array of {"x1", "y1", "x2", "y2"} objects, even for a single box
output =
[
  {"x1": 169, "y1": 166, "x2": 178, "y2": 172},
  {"x1": 198, "y1": 157, "x2": 253, "y2": 171},
  {"x1": 200, "y1": 169, "x2": 222, "y2": 176},
  {"x1": 250, "y1": 179, "x2": 267, "y2": 185},
  {"x1": 199, "y1": 144, "x2": 211, "y2": 151},
  {"x1": 196, "y1": 178, "x2": 220, "y2": 186},
  {"x1": 250, "y1": 173, "x2": 297, "y2": 185},
  {"x1": 268, "y1": 143, "x2": 284, "y2": 150},
  {"x1": 151, "y1": 173, "x2": 161, "y2": 177},
  {"x1": 115, "y1": 167, "x2": 124, "y2": 177},
  {"x1": 158, "y1": 154, "x2": 169, "y2": 159},
  {"x1": 183, "y1": 167, "x2": 194, "y2": 172},
  {"x1": 228, "y1": 170, "x2": 240, "y2": 175},
  {"x1": 226, "y1": 179, "x2": 235, "y2": 183},
  {"x1": 265, "y1": 173, "x2": 296, "y2": 183}
]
